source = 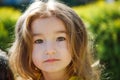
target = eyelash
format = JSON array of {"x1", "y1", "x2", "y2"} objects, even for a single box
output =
[
  {"x1": 56, "y1": 37, "x2": 66, "y2": 41},
  {"x1": 34, "y1": 37, "x2": 66, "y2": 44},
  {"x1": 34, "y1": 39, "x2": 43, "y2": 44}
]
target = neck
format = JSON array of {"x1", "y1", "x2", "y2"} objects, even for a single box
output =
[{"x1": 42, "y1": 70, "x2": 67, "y2": 80}]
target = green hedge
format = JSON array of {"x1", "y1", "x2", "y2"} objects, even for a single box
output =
[
  {"x1": 73, "y1": 1, "x2": 120, "y2": 80},
  {"x1": 59, "y1": 0, "x2": 95, "y2": 6},
  {"x1": 0, "y1": 7, "x2": 21, "y2": 52}
]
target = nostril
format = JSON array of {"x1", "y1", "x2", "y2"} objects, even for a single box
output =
[
  {"x1": 46, "y1": 51, "x2": 56, "y2": 55},
  {"x1": 45, "y1": 46, "x2": 56, "y2": 55}
]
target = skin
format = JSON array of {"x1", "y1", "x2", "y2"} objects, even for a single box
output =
[{"x1": 31, "y1": 16, "x2": 72, "y2": 80}]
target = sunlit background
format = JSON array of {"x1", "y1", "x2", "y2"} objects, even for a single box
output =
[{"x1": 0, "y1": 0, "x2": 120, "y2": 80}]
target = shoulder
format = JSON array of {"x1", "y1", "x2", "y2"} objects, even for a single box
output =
[{"x1": 69, "y1": 76, "x2": 80, "y2": 80}]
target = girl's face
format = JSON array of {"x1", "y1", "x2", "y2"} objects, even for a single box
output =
[{"x1": 31, "y1": 16, "x2": 72, "y2": 73}]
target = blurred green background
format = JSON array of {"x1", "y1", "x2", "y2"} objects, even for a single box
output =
[{"x1": 0, "y1": 0, "x2": 120, "y2": 80}]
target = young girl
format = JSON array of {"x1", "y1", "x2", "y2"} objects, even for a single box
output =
[{"x1": 9, "y1": 0, "x2": 100, "y2": 80}]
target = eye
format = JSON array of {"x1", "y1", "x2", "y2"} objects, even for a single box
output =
[
  {"x1": 56, "y1": 37, "x2": 66, "y2": 41},
  {"x1": 34, "y1": 39, "x2": 43, "y2": 44}
]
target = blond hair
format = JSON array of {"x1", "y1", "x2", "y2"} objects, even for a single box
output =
[{"x1": 9, "y1": 0, "x2": 100, "y2": 80}]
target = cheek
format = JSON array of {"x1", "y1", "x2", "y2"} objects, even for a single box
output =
[
  {"x1": 32, "y1": 45, "x2": 44, "y2": 67},
  {"x1": 57, "y1": 42, "x2": 70, "y2": 57},
  {"x1": 32, "y1": 45, "x2": 41, "y2": 57},
  {"x1": 32, "y1": 44, "x2": 46, "y2": 55},
  {"x1": 56, "y1": 42, "x2": 71, "y2": 59}
]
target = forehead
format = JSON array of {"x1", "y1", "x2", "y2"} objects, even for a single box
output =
[{"x1": 31, "y1": 16, "x2": 67, "y2": 35}]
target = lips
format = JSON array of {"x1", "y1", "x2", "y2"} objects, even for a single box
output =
[{"x1": 44, "y1": 59, "x2": 60, "y2": 63}]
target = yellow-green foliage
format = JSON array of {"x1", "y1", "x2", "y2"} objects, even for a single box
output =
[
  {"x1": 0, "y1": 7, "x2": 21, "y2": 21},
  {"x1": 73, "y1": 1, "x2": 120, "y2": 80},
  {"x1": 0, "y1": 7, "x2": 21, "y2": 51},
  {"x1": 73, "y1": 1, "x2": 120, "y2": 29}
]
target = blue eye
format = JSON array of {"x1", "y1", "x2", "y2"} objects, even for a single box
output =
[
  {"x1": 34, "y1": 39, "x2": 43, "y2": 44},
  {"x1": 57, "y1": 37, "x2": 66, "y2": 41}
]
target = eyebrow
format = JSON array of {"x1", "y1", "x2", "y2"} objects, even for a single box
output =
[{"x1": 33, "y1": 30, "x2": 67, "y2": 36}]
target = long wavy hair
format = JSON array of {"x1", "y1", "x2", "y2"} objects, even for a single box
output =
[{"x1": 9, "y1": 0, "x2": 100, "y2": 80}]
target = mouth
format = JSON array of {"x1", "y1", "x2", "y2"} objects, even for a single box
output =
[{"x1": 44, "y1": 59, "x2": 60, "y2": 63}]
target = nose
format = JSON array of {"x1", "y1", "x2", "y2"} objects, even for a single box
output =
[{"x1": 45, "y1": 41, "x2": 56, "y2": 55}]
